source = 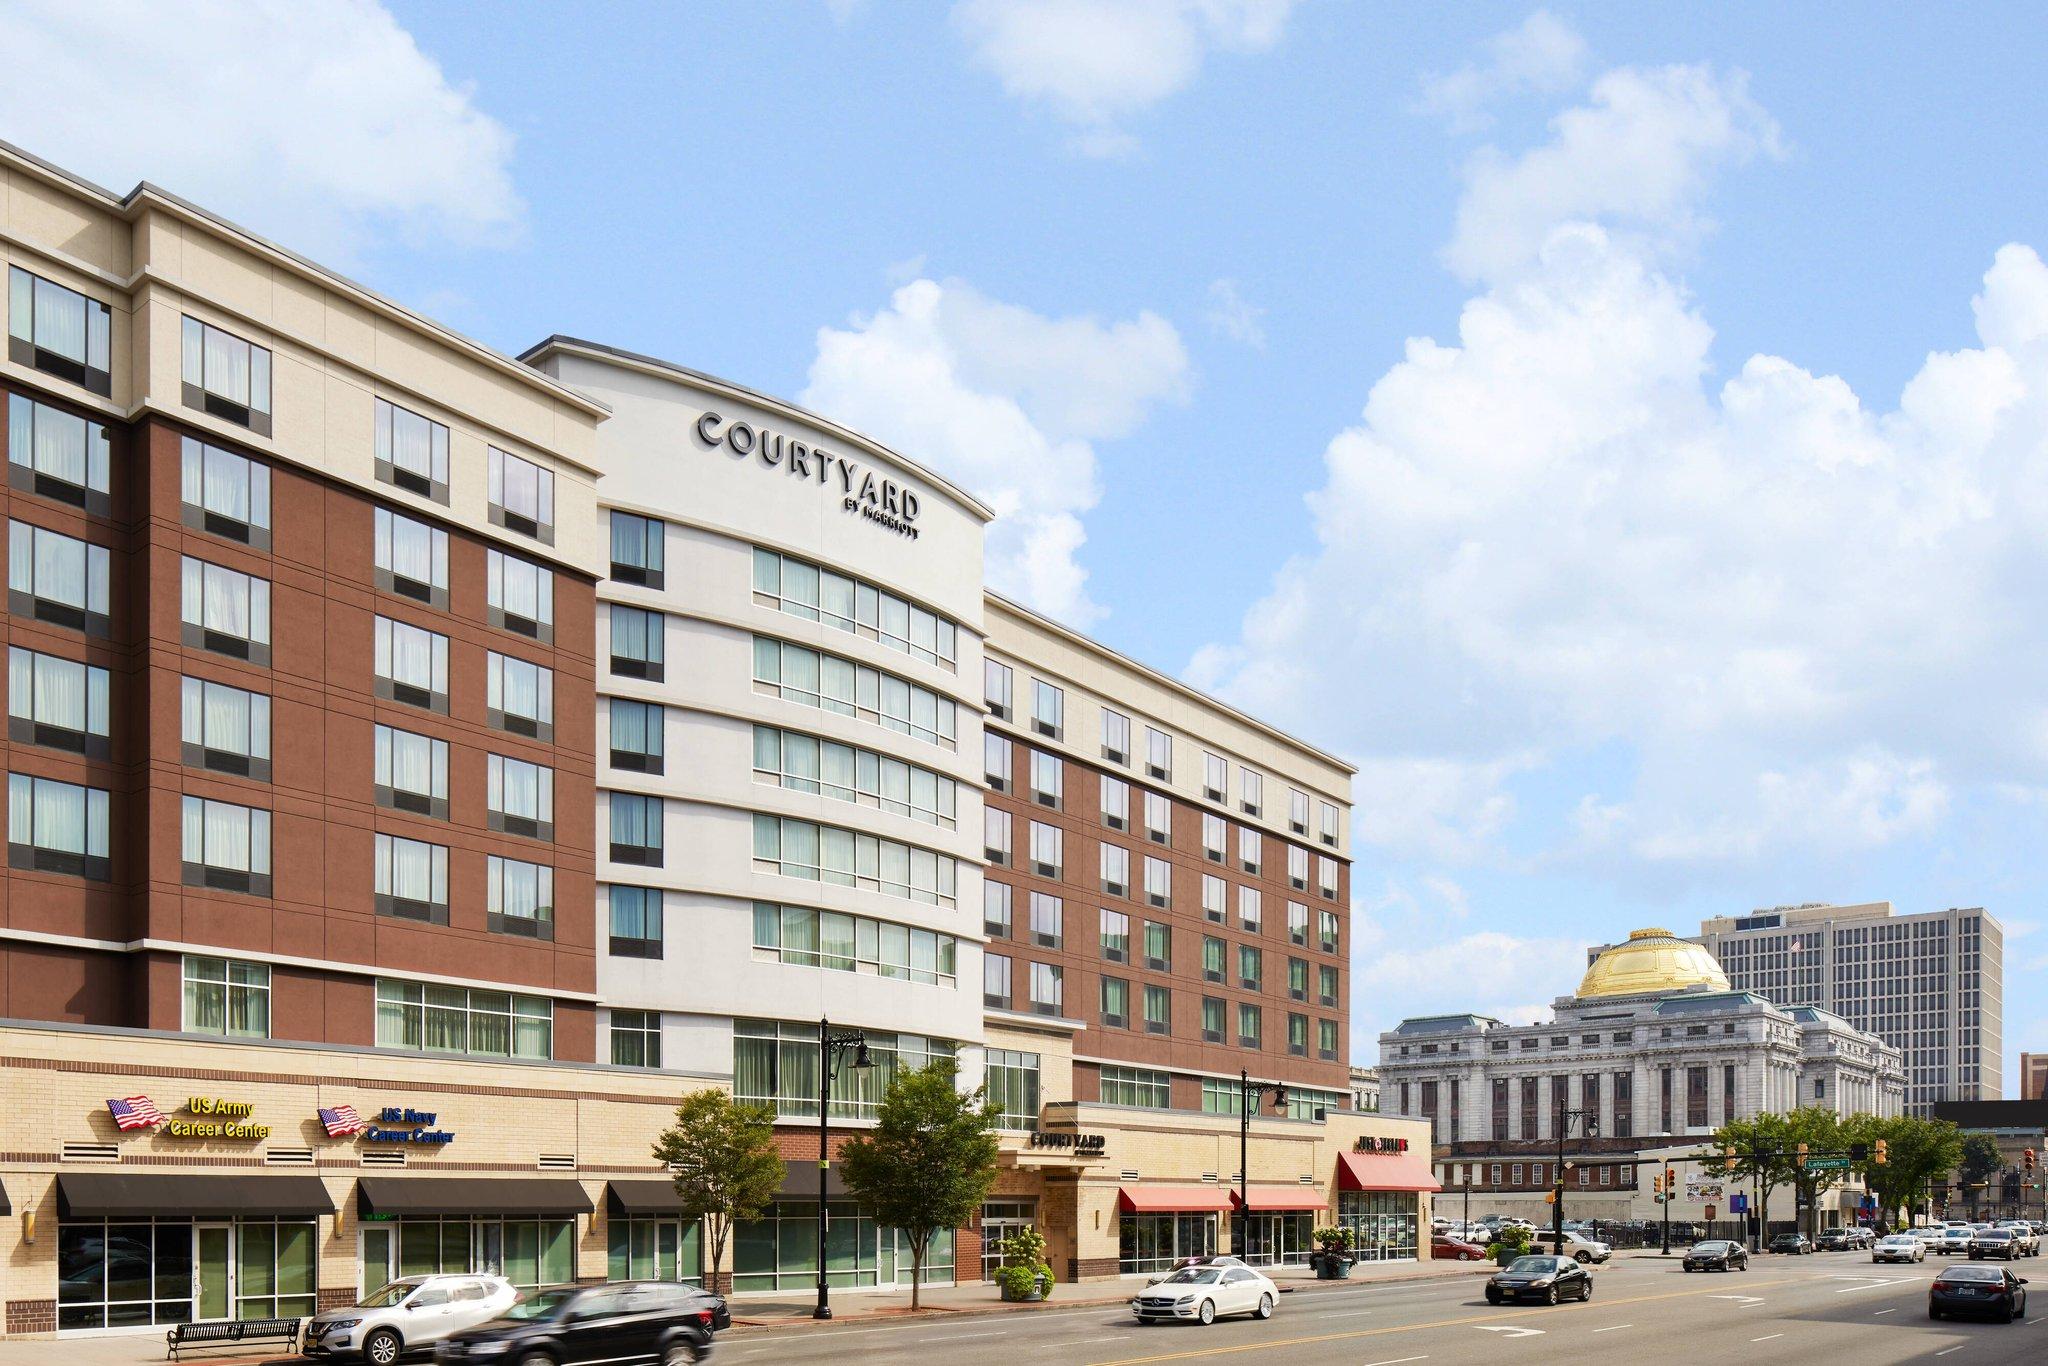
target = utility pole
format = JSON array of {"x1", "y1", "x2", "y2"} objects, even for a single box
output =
[
  {"x1": 812, "y1": 1018, "x2": 871, "y2": 1320},
  {"x1": 1235, "y1": 1070, "x2": 1287, "y2": 1260},
  {"x1": 1550, "y1": 1106, "x2": 1598, "y2": 1251}
]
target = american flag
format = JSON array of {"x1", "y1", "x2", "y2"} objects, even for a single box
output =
[
  {"x1": 106, "y1": 1096, "x2": 165, "y2": 1130},
  {"x1": 318, "y1": 1105, "x2": 367, "y2": 1137}
]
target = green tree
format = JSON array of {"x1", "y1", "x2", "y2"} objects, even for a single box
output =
[
  {"x1": 651, "y1": 1090, "x2": 786, "y2": 1292},
  {"x1": 1707, "y1": 1112, "x2": 1797, "y2": 1234},
  {"x1": 1958, "y1": 1132, "x2": 2003, "y2": 1214},
  {"x1": 1783, "y1": 1108, "x2": 1848, "y2": 1235},
  {"x1": 1842, "y1": 1113, "x2": 1962, "y2": 1226},
  {"x1": 837, "y1": 1061, "x2": 1001, "y2": 1309}
]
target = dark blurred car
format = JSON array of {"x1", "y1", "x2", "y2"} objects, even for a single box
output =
[
  {"x1": 1682, "y1": 1240, "x2": 1748, "y2": 1272},
  {"x1": 433, "y1": 1282, "x2": 724, "y2": 1364},
  {"x1": 1971, "y1": 1230, "x2": 2022, "y2": 1261},
  {"x1": 1928, "y1": 1265, "x2": 2028, "y2": 1322},
  {"x1": 1768, "y1": 1233, "x2": 1812, "y2": 1256},
  {"x1": 1485, "y1": 1255, "x2": 1592, "y2": 1306},
  {"x1": 1432, "y1": 1235, "x2": 1486, "y2": 1262}
]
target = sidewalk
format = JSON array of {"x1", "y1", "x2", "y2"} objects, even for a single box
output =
[{"x1": 0, "y1": 1260, "x2": 1493, "y2": 1366}]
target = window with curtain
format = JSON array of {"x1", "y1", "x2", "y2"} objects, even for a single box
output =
[
  {"x1": 983, "y1": 953, "x2": 1012, "y2": 1008},
  {"x1": 609, "y1": 511, "x2": 664, "y2": 586},
  {"x1": 10, "y1": 519, "x2": 110, "y2": 634},
  {"x1": 611, "y1": 699, "x2": 665, "y2": 773},
  {"x1": 1288, "y1": 844, "x2": 1309, "y2": 889},
  {"x1": 487, "y1": 754, "x2": 554, "y2": 839},
  {"x1": 1098, "y1": 1066, "x2": 1169, "y2": 1108},
  {"x1": 1319, "y1": 964, "x2": 1339, "y2": 1006},
  {"x1": 1239, "y1": 945, "x2": 1262, "y2": 990},
  {"x1": 1100, "y1": 976, "x2": 1129, "y2": 1028},
  {"x1": 1289, "y1": 788, "x2": 1311, "y2": 834},
  {"x1": 610, "y1": 603, "x2": 665, "y2": 678},
  {"x1": 1028, "y1": 962, "x2": 1063, "y2": 1015},
  {"x1": 986, "y1": 1049, "x2": 1040, "y2": 1130},
  {"x1": 1239, "y1": 886, "x2": 1262, "y2": 930},
  {"x1": 1143, "y1": 856, "x2": 1170, "y2": 907},
  {"x1": 1100, "y1": 773, "x2": 1128, "y2": 829},
  {"x1": 732, "y1": 1020, "x2": 955, "y2": 1121},
  {"x1": 984, "y1": 880, "x2": 1012, "y2": 937},
  {"x1": 180, "y1": 555, "x2": 270, "y2": 661},
  {"x1": 1099, "y1": 907, "x2": 1128, "y2": 961},
  {"x1": 375, "y1": 979, "x2": 551, "y2": 1059},
  {"x1": 374, "y1": 615, "x2": 448, "y2": 711},
  {"x1": 182, "y1": 955, "x2": 270, "y2": 1038},
  {"x1": 753, "y1": 547, "x2": 958, "y2": 668},
  {"x1": 1145, "y1": 726, "x2": 1172, "y2": 780},
  {"x1": 181, "y1": 315, "x2": 272, "y2": 433},
  {"x1": 1319, "y1": 1018, "x2": 1339, "y2": 1060},
  {"x1": 984, "y1": 659, "x2": 1012, "y2": 716},
  {"x1": 1239, "y1": 826, "x2": 1262, "y2": 873},
  {"x1": 752, "y1": 636, "x2": 957, "y2": 749},
  {"x1": 1143, "y1": 920, "x2": 1172, "y2": 970},
  {"x1": 1201, "y1": 813, "x2": 1226, "y2": 861},
  {"x1": 374, "y1": 507, "x2": 449, "y2": 606},
  {"x1": 1029, "y1": 679, "x2": 1063, "y2": 739},
  {"x1": 373, "y1": 723, "x2": 448, "y2": 817},
  {"x1": 1202, "y1": 996, "x2": 1225, "y2": 1042},
  {"x1": 753, "y1": 724, "x2": 955, "y2": 829},
  {"x1": 750, "y1": 814, "x2": 956, "y2": 906},
  {"x1": 1028, "y1": 749, "x2": 1062, "y2": 807},
  {"x1": 1143, "y1": 985, "x2": 1171, "y2": 1034},
  {"x1": 1319, "y1": 801, "x2": 1340, "y2": 845},
  {"x1": 1100, "y1": 842, "x2": 1129, "y2": 895},
  {"x1": 1238, "y1": 1003, "x2": 1262, "y2": 1049},
  {"x1": 374, "y1": 397, "x2": 449, "y2": 501},
  {"x1": 1144, "y1": 791, "x2": 1171, "y2": 842},
  {"x1": 1029, "y1": 892, "x2": 1063, "y2": 948},
  {"x1": 1101, "y1": 707, "x2": 1130, "y2": 764},
  {"x1": 984, "y1": 807, "x2": 1011, "y2": 865},
  {"x1": 1288, "y1": 901, "x2": 1310, "y2": 945},
  {"x1": 374, "y1": 833, "x2": 449, "y2": 922},
  {"x1": 608, "y1": 885, "x2": 663, "y2": 958},
  {"x1": 1028, "y1": 821, "x2": 1061, "y2": 876},
  {"x1": 1202, "y1": 875, "x2": 1225, "y2": 922},
  {"x1": 179, "y1": 436, "x2": 269, "y2": 545},
  {"x1": 1288, "y1": 957, "x2": 1309, "y2": 1000},
  {"x1": 179, "y1": 796, "x2": 271, "y2": 894},
  {"x1": 611, "y1": 1009, "x2": 661, "y2": 1068},
  {"x1": 489, "y1": 447, "x2": 555, "y2": 542},
  {"x1": 487, "y1": 548, "x2": 554, "y2": 641},
  {"x1": 983, "y1": 732, "x2": 1011, "y2": 790},
  {"x1": 1318, "y1": 909, "x2": 1340, "y2": 953},
  {"x1": 1202, "y1": 936, "x2": 1225, "y2": 982},
  {"x1": 1288, "y1": 1013, "x2": 1310, "y2": 1056},
  {"x1": 9, "y1": 394, "x2": 111, "y2": 511},
  {"x1": 9, "y1": 266, "x2": 112, "y2": 395},
  {"x1": 487, "y1": 855, "x2": 554, "y2": 938},
  {"x1": 487, "y1": 651, "x2": 553, "y2": 739},
  {"x1": 610, "y1": 793, "x2": 664, "y2": 865},
  {"x1": 1317, "y1": 856, "x2": 1338, "y2": 898},
  {"x1": 10, "y1": 646, "x2": 111, "y2": 756},
  {"x1": 8, "y1": 772, "x2": 110, "y2": 878},
  {"x1": 750, "y1": 902, "x2": 957, "y2": 984},
  {"x1": 1241, "y1": 769, "x2": 1263, "y2": 816}
]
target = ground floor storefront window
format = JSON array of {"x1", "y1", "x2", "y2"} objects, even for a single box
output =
[
  {"x1": 979, "y1": 1199, "x2": 1038, "y2": 1281},
  {"x1": 1338, "y1": 1192, "x2": 1418, "y2": 1261},
  {"x1": 608, "y1": 1216, "x2": 704, "y2": 1286},
  {"x1": 1119, "y1": 1213, "x2": 1217, "y2": 1275},
  {"x1": 1238, "y1": 1212, "x2": 1316, "y2": 1267},
  {"x1": 365, "y1": 1217, "x2": 573, "y2": 1293},
  {"x1": 57, "y1": 1218, "x2": 314, "y2": 1330},
  {"x1": 733, "y1": 1201, "x2": 954, "y2": 1293}
]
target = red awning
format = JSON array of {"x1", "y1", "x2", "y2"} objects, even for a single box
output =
[
  {"x1": 1117, "y1": 1185, "x2": 1235, "y2": 1213},
  {"x1": 1230, "y1": 1187, "x2": 1329, "y2": 1212},
  {"x1": 1337, "y1": 1150, "x2": 1442, "y2": 1194}
]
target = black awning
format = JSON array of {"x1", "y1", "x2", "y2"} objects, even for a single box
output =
[
  {"x1": 607, "y1": 1179, "x2": 687, "y2": 1216},
  {"x1": 57, "y1": 1174, "x2": 334, "y2": 1219},
  {"x1": 776, "y1": 1158, "x2": 847, "y2": 1200},
  {"x1": 0, "y1": 1179, "x2": 10, "y2": 1215},
  {"x1": 357, "y1": 1177, "x2": 593, "y2": 1219}
]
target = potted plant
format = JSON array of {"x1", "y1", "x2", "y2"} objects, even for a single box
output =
[
  {"x1": 1310, "y1": 1225, "x2": 1355, "y2": 1279},
  {"x1": 995, "y1": 1227, "x2": 1055, "y2": 1301},
  {"x1": 1485, "y1": 1223, "x2": 1532, "y2": 1268}
]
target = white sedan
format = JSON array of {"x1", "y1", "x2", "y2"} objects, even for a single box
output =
[
  {"x1": 1873, "y1": 1234, "x2": 1926, "y2": 1264},
  {"x1": 1131, "y1": 1264, "x2": 1279, "y2": 1326}
]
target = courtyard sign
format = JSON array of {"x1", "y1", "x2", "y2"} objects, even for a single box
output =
[
  {"x1": 1027, "y1": 1131, "x2": 1108, "y2": 1155},
  {"x1": 693, "y1": 410, "x2": 923, "y2": 540}
]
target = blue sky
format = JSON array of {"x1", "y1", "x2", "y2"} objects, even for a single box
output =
[{"x1": 6, "y1": 2, "x2": 2045, "y2": 1087}]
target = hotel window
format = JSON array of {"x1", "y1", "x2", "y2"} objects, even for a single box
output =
[
  {"x1": 984, "y1": 880, "x2": 1012, "y2": 937},
  {"x1": 1098, "y1": 1065, "x2": 1168, "y2": 1109},
  {"x1": 751, "y1": 813, "x2": 957, "y2": 906},
  {"x1": 1201, "y1": 1078, "x2": 1245, "y2": 1116},
  {"x1": 611, "y1": 604, "x2": 665, "y2": 680},
  {"x1": 753, "y1": 548, "x2": 958, "y2": 667},
  {"x1": 1203, "y1": 751, "x2": 1227, "y2": 801},
  {"x1": 1142, "y1": 855, "x2": 1170, "y2": 907},
  {"x1": 488, "y1": 754, "x2": 555, "y2": 840},
  {"x1": 1202, "y1": 874, "x2": 1226, "y2": 923},
  {"x1": 487, "y1": 855, "x2": 554, "y2": 938},
  {"x1": 488, "y1": 446, "x2": 555, "y2": 543},
  {"x1": 375, "y1": 979, "x2": 552, "y2": 1060},
  {"x1": 984, "y1": 952, "x2": 1013, "y2": 1009},
  {"x1": 1319, "y1": 963, "x2": 1339, "y2": 1007},
  {"x1": 1030, "y1": 891, "x2": 1064, "y2": 948},
  {"x1": 1101, "y1": 707, "x2": 1130, "y2": 764},
  {"x1": 984, "y1": 807, "x2": 1011, "y2": 866},
  {"x1": 1287, "y1": 901, "x2": 1309, "y2": 946},
  {"x1": 1203, "y1": 935, "x2": 1226, "y2": 983},
  {"x1": 1028, "y1": 820, "x2": 1062, "y2": 877},
  {"x1": 488, "y1": 548, "x2": 555, "y2": 642},
  {"x1": 182, "y1": 955, "x2": 270, "y2": 1038},
  {"x1": 1028, "y1": 749, "x2": 1062, "y2": 807},
  {"x1": 181, "y1": 555, "x2": 270, "y2": 662},
  {"x1": 611, "y1": 699, "x2": 666, "y2": 774},
  {"x1": 1143, "y1": 790, "x2": 1171, "y2": 843},
  {"x1": 610, "y1": 510, "x2": 666, "y2": 587},
  {"x1": 984, "y1": 732, "x2": 1012, "y2": 790},
  {"x1": 1100, "y1": 773, "x2": 1129, "y2": 830},
  {"x1": 1318, "y1": 909, "x2": 1340, "y2": 954},
  {"x1": 984, "y1": 659, "x2": 1012, "y2": 718},
  {"x1": 1238, "y1": 1002, "x2": 1262, "y2": 1049},
  {"x1": 374, "y1": 398, "x2": 448, "y2": 501},
  {"x1": 1144, "y1": 984, "x2": 1171, "y2": 1034},
  {"x1": 1317, "y1": 855, "x2": 1338, "y2": 899},
  {"x1": 1288, "y1": 844, "x2": 1309, "y2": 890},
  {"x1": 612, "y1": 793, "x2": 666, "y2": 866},
  {"x1": 753, "y1": 637, "x2": 957, "y2": 749},
  {"x1": 609, "y1": 885, "x2": 663, "y2": 958},
  {"x1": 181, "y1": 797, "x2": 270, "y2": 895},
  {"x1": 1201, "y1": 996, "x2": 1226, "y2": 1042},
  {"x1": 1239, "y1": 885, "x2": 1262, "y2": 931},
  {"x1": 182, "y1": 316, "x2": 272, "y2": 433},
  {"x1": 1100, "y1": 976, "x2": 1129, "y2": 1028},
  {"x1": 1288, "y1": 957, "x2": 1309, "y2": 1001},
  {"x1": 375, "y1": 616, "x2": 449, "y2": 713},
  {"x1": 1145, "y1": 725, "x2": 1171, "y2": 780},
  {"x1": 1201, "y1": 813, "x2": 1226, "y2": 862},
  {"x1": 10, "y1": 394, "x2": 110, "y2": 514},
  {"x1": 1319, "y1": 800, "x2": 1339, "y2": 846},
  {"x1": 1288, "y1": 1013, "x2": 1309, "y2": 1056},
  {"x1": 375, "y1": 832, "x2": 448, "y2": 923},
  {"x1": 611, "y1": 1009, "x2": 661, "y2": 1068},
  {"x1": 487, "y1": 651, "x2": 554, "y2": 740},
  {"x1": 1143, "y1": 919, "x2": 1172, "y2": 971},
  {"x1": 1241, "y1": 769, "x2": 1263, "y2": 817},
  {"x1": 11, "y1": 647, "x2": 111, "y2": 758},
  {"x1": 9, "y1": 266, "x2": 111, "y2": 394},
  {"x1": 373, "y1": 723, "x2": 449, "y2": 818},
  {"x1": 1030, "y1": 679, "x2": 1063, "y2": 739},
  {"x1": 1100, "y1": 907, "x2": 1129, "y2": 962},
  {"x1": 10, "y1": 520, "x2": 110, "y2": 635},
  {"x1": 1239, "y1": 944, "x2": 1262, "y2": 990},
  {"x1": 7, "y1": 773, "x2": 109, "y2": 879},
  {"x1": 1318, "y1": 1018, "x2": 1339, "y2": 1061},
  {"x1": 1028, "y1": 962, "x2": 1063, "y2": 1016},
  {"x1": 753, "y1": 725, "x2": 957, "y2": 828},
  {"x1": 987, "y1": 1048, "x2": 1040, "y2": 1129},
  {"x1": 1100, "y1": 841, "x2": 1129, "y2": 896},
  {"x1": 373, "y1": 507, "x2": 449, "y2": 608},
  {"x1": 1239, "y1": 826, "x2": 1262, "y2": 874},
  {"x1": 734, "y1": 1021, "x2": 955, "y2": 1123},
  {"x1": 180, "y1": 435, "x2": 268, "y2": 545},
  {"x1": 1289, "y1": 788, "x2": 1310, "y2": 835}
]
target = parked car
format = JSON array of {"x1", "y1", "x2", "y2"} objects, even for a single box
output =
[
  {"x1": 1927, "y1": 1265, "x2": 2028, "y2": 1322},
  {"x1": 1433, "y1": 1234, "x2": 1488, "y2": 1261},
  {"x1": 1485, "y1": 1255, "x2": 1593, "y2": 1306},
  {"x1": 1874, "y1": 1234, "x2": 1927, "y2": 1264},
  {"x1": 1682, "y1": 1240, "x2": 1748, "y2": 1272},
  {"x1": 1529, "y1": 1230, "x2": 1612, "y2": 1264},
  {"x1": 1933, "y1": 1226, "x2": 1975, "y2": 1255},
  {"x1": 1767, "y1": 1233, "x2": 1813, "y2": 1256},
  {"x1": 434, "y1": 1281, "x2": 724, "y2": 1364},
  {"x1": 305, "y1": 1275, "x2": 518, "y2": 1365},
  {"x1": 1130, "y1": 1264, "x2": 1278, "y2": 1326},
  {"x1": 1971, "y1": 1229, "x2": 2023, "y2": 1261},
  {"x1": 1145, "y1": 1254, "x2": 1245, "y2": 1287}
]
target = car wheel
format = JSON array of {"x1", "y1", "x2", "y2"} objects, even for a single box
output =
[
  {"x1": 1574, "y1": 1252, "x2": 1592, "y2": 1264},
  {"x1": 1255, "y1": 1293, "x2": 1274, "y2": 1320},
  {"x1": 1544, "y1": 1286, "x2": 1560, "y2": 1306},
  {"x1": 663, "y1": 1341, "x2": 706, "y2": 1366},
  {"x1": 1683, "y1": 1265, "x2": 1694, "y2": 1273},
  {"x1": 363, "y1": 1328, "x2": 403, "y2": 1366},
  {"x1": 1580, "y1": 1280, "x2": 1593, "y2": 1302},
  {"x1": 1486, "y1": 1290, "x2": 1502, "y2": 1306},
  {"x1": 1929, "y1": 1307, "x2": 1942, "y2": 1320},
  {"x1": 1198, "y1": 1300, "x2": 1215, "y2": 1326}
]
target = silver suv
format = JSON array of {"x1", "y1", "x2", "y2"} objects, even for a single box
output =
[
  {"x1": 304, "y1": 1275, "x2": 518, "y2": 1364},
  {"x1": 1530, "y1": 1230, "x2": 1613, "y2": 1264}
]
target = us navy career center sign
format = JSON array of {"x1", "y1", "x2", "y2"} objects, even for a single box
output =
[
  {"x1": 367, "y1": 1106, "x2": 455, "y2": 1145},
  {"x1": 694, "y1": 411, "x2": 922, "y2": 540},
  {"x1": 1353, "y1": 1135, "x2": 1410, "y2": 1155}
]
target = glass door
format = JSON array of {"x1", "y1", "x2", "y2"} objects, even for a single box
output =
[
  {"x1": 194, "y1": 1224, "x2": 234, "y2": 1322},
  {"x1": 878, "y1": 1228, "x2": 900, "y2": 1286},
  {"x1": 360, "y1": 1226, "x2": 396, "y2": 1300}
]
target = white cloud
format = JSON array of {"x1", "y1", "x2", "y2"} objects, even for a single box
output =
[
  {"x1": 1361, "y1": 930, "x2": 1588, "y2": 1024},
  {"x1": 952, "y1": 0, "x2": 1295, "y2": 155},
  {"x1": 0, "y1": 0, "x2": 520, "y2": 265},
  {"x1": 1419, "y1": 10, "x2": 1589, "y2": 133},
  {"x1": 802, "y1": 277, "x2": 1189, "y2": 625},
  {"x1": 1205, "y1": 277, "x2": 1267, "y2": 348}
]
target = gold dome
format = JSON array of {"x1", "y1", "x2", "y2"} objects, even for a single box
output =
[{"x1": 1577, "y1": 928, "x2": 1730, "y2": 999}]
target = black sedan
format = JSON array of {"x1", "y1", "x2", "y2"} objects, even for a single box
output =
[
  {"x1": 1928, "y1": 1265, "x2": 2028, "y2": 1322},
  {"x1": 1768, "y1": 1233, "x2": 1812, "y2": 1255},
  {"x1": 434, "y1": 1281, "x2": 723, "y2": 1364},
  {"x1": 1485, "y1": 1255, "x2": 1592, "y2": 1306},
  {"x1": 1682, "y1": 1240, "x2": 1749, "y2": 1272}
]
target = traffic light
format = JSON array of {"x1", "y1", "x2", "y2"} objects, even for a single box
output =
[
  {"x1": 1653, "y1": 1172, "x2": 1665, "y2": 1196},
  {"x1": 1545, "y1": 1191, "x2": 1556, "y2": 1204},
  {"x1": 1724, "y1": 1144, "x2": 1738, "y2": 1173},
  {"x1": 2025, "y1": 1148, "x2": 2036, "y2": 1175},
  {"x1": 1666, "y1": 1166, "x2": 1676, "y2": 1191},
  {"x1": 1874, "y1": 1138, "x2": 1888, "y2": 1167}
]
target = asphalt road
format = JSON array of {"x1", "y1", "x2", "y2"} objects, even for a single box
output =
[{"x1": 719, "y1": 1254, "x2": 2044, "y2": 1366}]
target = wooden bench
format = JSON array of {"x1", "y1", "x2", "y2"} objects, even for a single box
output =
[{"x1": 165, "y1": 1317, "x2": 301, "y2": 1360}]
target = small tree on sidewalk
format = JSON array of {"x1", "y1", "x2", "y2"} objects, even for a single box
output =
[
  {"x1": 837, "y1": 1060, "x2": 1001, "y2": 1309},
  {"x1": 652, "y1": 1089, "x2": 785, "y2": 1293}
]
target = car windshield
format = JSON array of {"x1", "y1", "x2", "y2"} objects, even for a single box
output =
[
  {"x1": 1940, "y1": 1267, "x2": 2004, "y2": 1283},
  {"x1": 1979, "y1": 1231, "x2": 2011, "y2": 1240},
  {"x1": 357, "y1": 1280, "x2": 424, "y2": 1309},
  {"x1": 1506, "y1": 1257, "x2": 1558, "y2": 1274},
  {"x1": 1880, "y1": 1236, "x2": 1914, "y2": 1245},
  {"x1": 1162, "y1": 1269, "x2": 1223, "y2": 1285},
  {"x1": 1691, "y1": 1242, "x2": 1730, "y2": 1253},
  {"x1": 500, "y1": 1289, "x2": 578, "y2": 1321}
]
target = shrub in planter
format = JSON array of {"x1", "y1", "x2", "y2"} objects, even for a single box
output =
[
  {"x1": 997, "y1": 1228, "x2": 1055, "y2": 1301},
  {"x1": 1486, "y1": 1224, "x2": 1533, "y2": 1268},
  {"x1": 1311, "y1": 1225, "x2": 1354, "y2": 1279}
]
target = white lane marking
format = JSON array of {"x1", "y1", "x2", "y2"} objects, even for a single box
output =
[
  {"x1": 1592, "y1": 1323, "x2": 1632, "y2": 1332},
  {"x1": 1751, "y1": 1333, "x2": 1784, "y2": 1342},
  {"x1": 1935, "y1": 1347, "x2": 1966, "y2": 1357},
  {"x1": 1475, "y1": 1325, "x2": 1544, "y2": 1338},
  {"x1": 1360, "y1": 1357, "x2": 1429, "y2": 1366},
  {"x1": 1709, "y1": 1293, "x2": 1766, "y2": 1303},
  {"x1": 913, "y1": 1330, "x2": 1006, "y2": 1342},
  {"x1": 1874, "y1": 1308, "x2": 1895, "y2": 1315},
  {"x1": 1323, "y1": 1309, "x2": 1377, "y2": 1318}
]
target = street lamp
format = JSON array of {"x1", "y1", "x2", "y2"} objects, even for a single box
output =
[
  {"x1": 1236, "y1": 1070, "x2": 1289, "y2": 1259},
  {"x1": 1549, "y1": 1107, "x2": 1599, "y2": 1252},
  {"x1": 813, "y1": 1017, "x2": 872, "y2": 1321}
]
